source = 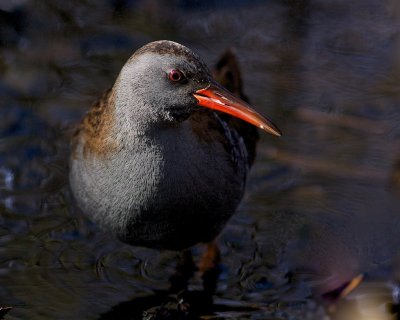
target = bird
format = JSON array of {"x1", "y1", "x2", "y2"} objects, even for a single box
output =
[{"x1": 69, "y1": 40, "x2": 281, "y2": 253}]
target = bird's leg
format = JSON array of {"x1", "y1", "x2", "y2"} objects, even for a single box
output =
[
  {"x1": 198, "y1": 241, "x2": 221, "y2": 296},
  {"x1": 169, "y1": 249, "x2": 196, "y2": 294},
  {"x1": 144, "y1": 251, "x2": 195, "y2": 319}
]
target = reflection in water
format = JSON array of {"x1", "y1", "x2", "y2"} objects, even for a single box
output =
[
  {"x1": 1, "y1": 0, "x2": 400, "y2": 319},
  {"x1": 0, "y1": 167, "x2": 14, "y2": 210}
]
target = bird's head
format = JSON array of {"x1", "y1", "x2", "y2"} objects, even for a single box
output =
[{"x1": 115, "y1": 40, "x2": 281, "y2": 136}]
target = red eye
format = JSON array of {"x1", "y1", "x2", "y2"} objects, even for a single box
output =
[{"x1": 168, "y1": 69, "x2": 184, "y2": 82}]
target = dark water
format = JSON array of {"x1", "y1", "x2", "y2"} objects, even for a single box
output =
[{"x1": 1, "y1": 0, "x2": 400, "y2": 319}]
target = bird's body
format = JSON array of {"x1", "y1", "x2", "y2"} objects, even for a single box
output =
[
  {"x1": 70, "y1": 40, "x2": 280, "y2": 250},
  {"x1": 71, "y1": 107, "x2": 248, "y2": 249}
]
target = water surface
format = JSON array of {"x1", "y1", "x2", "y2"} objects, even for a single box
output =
[{"x1": 1, "y1": 1, "x2": 400, "y2": 319}]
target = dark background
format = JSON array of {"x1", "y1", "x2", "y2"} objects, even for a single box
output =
[{"x1": 1, "y1": 0, "x2": 400, "y2": 319}]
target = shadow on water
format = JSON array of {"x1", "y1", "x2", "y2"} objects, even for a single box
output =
[
  {"x1": 2, "y1": 0, "x2": 400, "y2": 319},
  {"x1": 99, "y1": 290, "x2": 261, "y2": 320}
]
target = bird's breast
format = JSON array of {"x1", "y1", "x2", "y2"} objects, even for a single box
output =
[
  {"x1": 70, "y1": 112, "x2": 250, "y2": 249},
  {"x1": 133, "y1": 116, "x2": 249, "y2": 214}
]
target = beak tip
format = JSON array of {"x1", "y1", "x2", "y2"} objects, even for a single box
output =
[{"x1": 259, "y1": 124, "x2": 282, "y2": 137}]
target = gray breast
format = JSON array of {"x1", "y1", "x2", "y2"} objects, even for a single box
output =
[{"x1": 69, "y1": 117, "x2": 249, "y2": 250}]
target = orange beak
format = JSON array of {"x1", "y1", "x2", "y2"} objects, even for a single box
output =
[{"x1": 193, "y1": 83, "x2": 282, "y2": 136}]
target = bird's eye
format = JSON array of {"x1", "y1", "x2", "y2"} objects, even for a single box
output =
[{"x1": 168, "y1": 69, "x2": 185, "y2": 83}]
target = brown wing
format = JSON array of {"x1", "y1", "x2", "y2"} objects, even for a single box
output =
[
  {"x1": 71, "y1": 88, "x2": 118, "y2": 158},
  {"x1": 212, "y1": 49, "x2": 259, "y2": 166}
]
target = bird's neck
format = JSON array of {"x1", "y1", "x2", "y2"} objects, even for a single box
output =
[{"x1": 112, "y1": 86, "x2": 181, "y2": 145}]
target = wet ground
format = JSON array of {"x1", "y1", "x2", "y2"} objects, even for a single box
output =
[{"x1": 1, "y1": 0, "x2": 400, "y2": 319}]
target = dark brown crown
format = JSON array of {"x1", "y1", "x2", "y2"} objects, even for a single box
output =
[{"x1": 130, "y1": 40, "x2": 208, "y2": 74}]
